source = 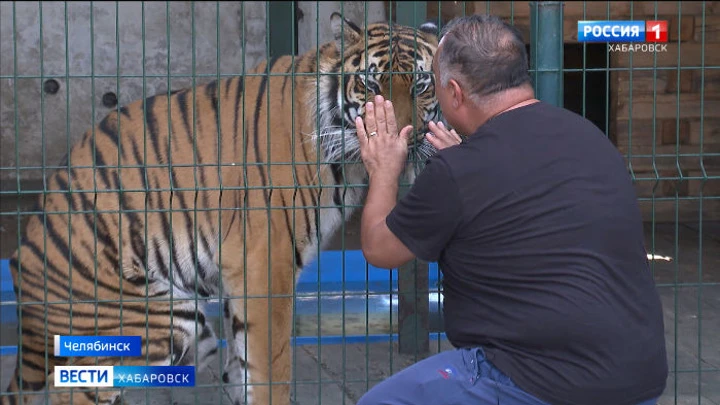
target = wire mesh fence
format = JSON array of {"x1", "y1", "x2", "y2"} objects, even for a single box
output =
[{"x1": 0, "y1": 1, "x2": 718, "y2": 404}]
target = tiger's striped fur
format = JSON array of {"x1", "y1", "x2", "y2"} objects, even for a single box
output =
[{"x1": 2, "y1": 13, "x2": 439, "y2": 405}]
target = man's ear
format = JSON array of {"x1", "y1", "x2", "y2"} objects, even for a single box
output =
[
  {"x1": 449, "y1": 79, "x2": 464, "y2": 108},
  {"x1": 331, "y1": 12, "x2": 363, "y2": 51}
]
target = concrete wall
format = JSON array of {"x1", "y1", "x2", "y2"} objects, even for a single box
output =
[
  {"x1": 0, "y1": 1, "x2": 388, "y2": 189},
  {"x1": 296, "y1": 1, "x2": 387, "y2": 56},
  {"x1": 0, "y1": 1, "x2": 268, "y2": 189}
]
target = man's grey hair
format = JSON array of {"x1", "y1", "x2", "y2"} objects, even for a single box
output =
[{"x1": 437, "y1": 14, "x2": 532, "y2": 105}]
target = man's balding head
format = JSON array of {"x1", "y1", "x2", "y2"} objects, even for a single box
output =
[{"x1": 435, "y1": 15, "x2": 532, "y2": 105}]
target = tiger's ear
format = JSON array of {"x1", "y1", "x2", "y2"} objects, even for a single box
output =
[
  {"x1": 419, "y1": 21, "x2": 439, "y2": 37},
  {"x1": 330, "y1": 12, "x2": 363, "y2": 50}
]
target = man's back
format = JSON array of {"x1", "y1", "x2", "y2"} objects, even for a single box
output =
[{"x1": 387, "y1": 101, "x2": 668, "y2": 405}]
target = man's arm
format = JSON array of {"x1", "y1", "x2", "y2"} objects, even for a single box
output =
[
  {"x1": 360, "y1": 173, "x2": 416, "y2": 269},
  {"x1": 360, "y1": 156, "x2": 462, "y2": 269}
]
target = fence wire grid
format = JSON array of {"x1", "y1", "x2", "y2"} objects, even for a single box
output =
[{"x1": 0, "y1": 1, "x2": 718, "y2": 405}]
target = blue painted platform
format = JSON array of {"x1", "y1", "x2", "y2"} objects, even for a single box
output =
[
  {"x1": 1, "y1": 252, "x2": 445, "y2": 355},
  {"x1": 0, "y1": 260, "x2": 17, "y2": 326}
]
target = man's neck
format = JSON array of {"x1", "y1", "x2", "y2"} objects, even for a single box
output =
[{"x1": 465, "y1": 86, "x2": 539, "y2": 135}]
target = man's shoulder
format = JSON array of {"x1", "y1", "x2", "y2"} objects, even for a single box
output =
[
  {"x1": 429, "y1": 146, "x2": 480, "y2": 176},
  {"x1": 487, "y1": 100, "x2": 597, "y2": 130},
  {"x1": 419, "y1": 153, "x2": 455, "y2": 179},
  {"x1": 480, "y1": 101, "x2": 612, "y2": 149},
  {"x1": 425, "y1": 144, "x2": 503, "y2": 192}
]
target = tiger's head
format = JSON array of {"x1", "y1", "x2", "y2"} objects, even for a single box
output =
[{"x1": 309, "y1": 12, "x2": 441, "y2": 177}]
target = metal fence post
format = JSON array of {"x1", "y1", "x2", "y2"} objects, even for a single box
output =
[
  {"x1": 395, "y1": 1, "x2": 430, "y2": 357},
  {"x1": 530, "y1": 1, "x2": 564, "y2": 107},
  {"x1": 268, "y1": 1, "x2": 297, "y2": 57}
]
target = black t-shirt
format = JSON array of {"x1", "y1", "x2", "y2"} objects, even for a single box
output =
[{"x1": 386, "y1": 101, "x2": 668, "y2": 405}]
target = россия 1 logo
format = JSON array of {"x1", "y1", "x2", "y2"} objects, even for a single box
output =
[{"x1": 577, "y1": 20, "x2": 668, "y2": 52}]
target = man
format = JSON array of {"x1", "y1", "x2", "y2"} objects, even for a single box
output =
[{"x1": 353, "y1": 14, "x2": 668, "y2": 405}]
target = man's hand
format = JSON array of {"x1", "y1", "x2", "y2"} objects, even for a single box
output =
[
  {"x1": 354, "y1": 94, "x2": 417, "y2": 269},
  {"x1": 355, "y1": 95, "x2": 414, "y2": 180},
  {"x1": 427, "y1": 121, "x2": 463, "y2": 151}
]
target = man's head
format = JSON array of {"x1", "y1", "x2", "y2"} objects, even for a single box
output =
[{"x1": 431, "y1": 14, "x2": 534, "y2": 136}]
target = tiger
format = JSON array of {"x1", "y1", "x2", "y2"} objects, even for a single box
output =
[{"x1": 2, "y1": 12, "x2": 440, "y2": 405}]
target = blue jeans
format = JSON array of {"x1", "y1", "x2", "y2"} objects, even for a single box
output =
[{"x1": 356, "y1": 347, "x2": 660, "y2": 405}]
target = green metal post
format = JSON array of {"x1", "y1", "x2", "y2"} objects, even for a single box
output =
[
  {"x1": 395, "y1": 1, "x2": 429, "y2": 356},
  {"x1": 530, "y1": 1, "x2": 564, "y2": 107},
  {"x1": 395, "y1": 1, "x2": 427, "y2": 27},
  {"x1": 268, "y1": 1, "x2": 297, "y2": 57}
]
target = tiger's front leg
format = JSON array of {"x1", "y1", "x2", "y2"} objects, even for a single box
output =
[
  {"x1": 220, "y1": 298, "x2": 252, "y2": 405},
  {"x1": 218, "y1": 245, "x2": 295, "y2": 405}
]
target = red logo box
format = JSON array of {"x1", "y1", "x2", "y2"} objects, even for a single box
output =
[{"x1": 646, "y1": 20, "x2": 668, "y2": 43}]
